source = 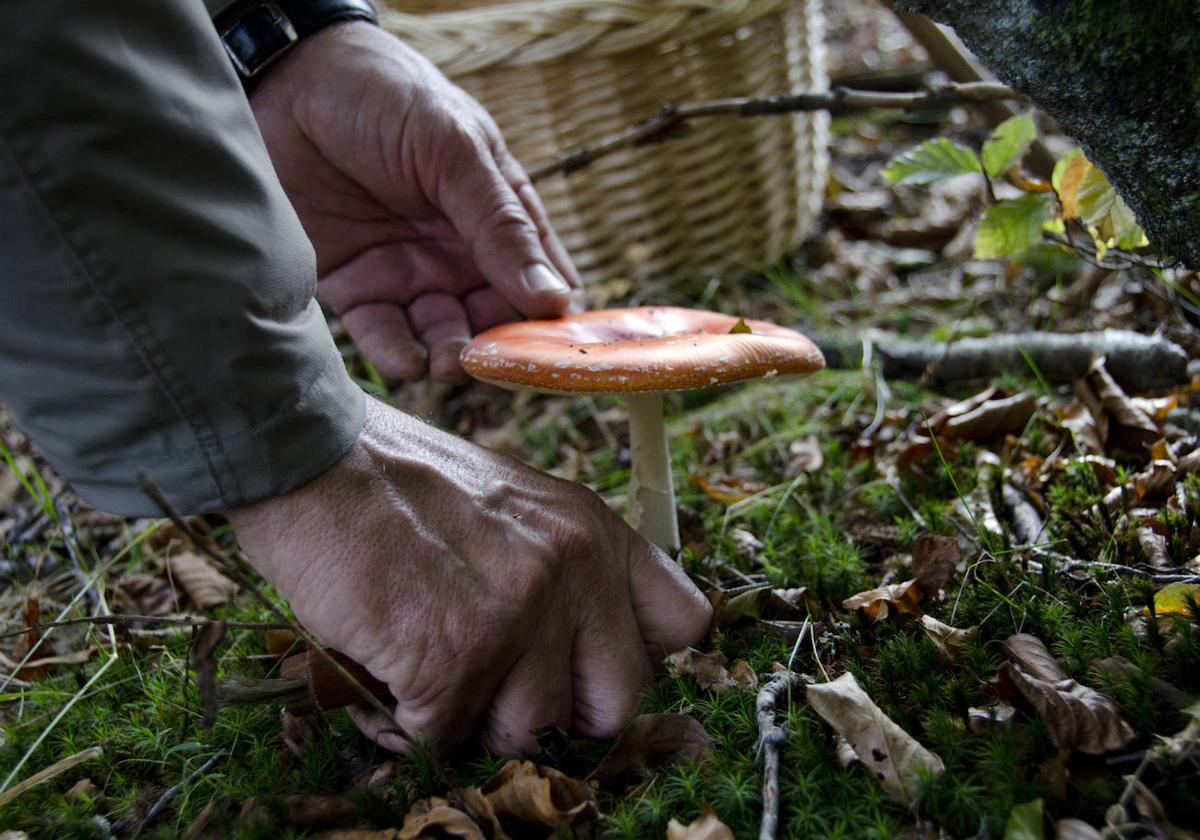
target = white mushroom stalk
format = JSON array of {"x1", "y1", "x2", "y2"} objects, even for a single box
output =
[{"x1": 625, "y1": 392, "x2": 679, "y2": 553}]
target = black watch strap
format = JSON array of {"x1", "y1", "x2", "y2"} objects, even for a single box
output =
[{"x1": 218, "y1": 0, "x2": 378, "y2": 86}]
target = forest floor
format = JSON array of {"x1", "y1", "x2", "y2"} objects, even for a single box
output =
[{"x1": 4, "y1": 3, "x2": 1200, "y2": 839}]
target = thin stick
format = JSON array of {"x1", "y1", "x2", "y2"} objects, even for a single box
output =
[
  {"x1": 132, "y1": 752, "x2": 223, "y2": 838},
  {"x1": 0, "y1": 746, "x2": 104, "y2": 808},
  {"x1": 0, "y1": 615, "x2": 290, "y2": 643},
  {"x1": 137, "y1": 476, "x2": 401, "y2": 732},
  {"x1": 756, "y1": 671, "x2": 799, "y2": 840},
  {"x1": 528, "y1": 82, "x2": 1022, "y2": 181}
]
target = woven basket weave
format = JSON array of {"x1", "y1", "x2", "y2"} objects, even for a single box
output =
[{"x1": 379, "y1": 0, "x2": 829, "y2": 290}]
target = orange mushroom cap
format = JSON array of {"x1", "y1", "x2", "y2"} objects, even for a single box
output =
[{"x1": 460, "y1": 306, "x2": 825, "y2": 394}]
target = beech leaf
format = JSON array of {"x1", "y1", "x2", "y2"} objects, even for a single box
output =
[
  {"x1": 912, "y1": 534, "x2": 960, "y2": 595},
  {"x1": 882, "y1": 138, "x2": 981, "y2": 186},
  {"x1": 666, "y1": 648, "x2": 736, "y2": 692},
  {"x1": 940, "y1": 392, "x2": 1037, "y2": 441},
  {"x1": 168, "y1": 552, "x2": 237, "y2": 611},
  {"x1": 1003, "y1": 799, "x2": 1045, "y2": 840},
  {"x1": 842, "y1": 579, "x2": 922, "y2": 622},
  {"x1": 479, "y1": 760, "x2": 597, "y2": 830},
  {"x1": 982, "y1": 112, "x2": 1038, "y2": 178},
  {"x1": 1150, "y1": 582, "x2": 1200, "y2": 617},
  {"x1": 806, "y1": 672, "x2": 944, "y2": 805},
  {"x1": 397, "y1": 798, "x2": 485, "y2": 840},
  {"x1": 1001, "y1": 634, "x2": 1135, "y2": 754},
  {"x1": 919, "y1": 615, "x2": 976, "y2": 661},
  {"x1": 597, "y1": 714, "x2": 712, "y2": 783}
]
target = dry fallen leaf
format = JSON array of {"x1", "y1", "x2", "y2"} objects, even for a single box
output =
[
  {"x1": 1000, "y1": 634, "x2": 1135, "y2": 754},
  {"x1": 842, "y1": 579, "x2": 922, "y2": 622},
  {"x1": 727, "y1": 659, "x2": 759, "y2": 690},
  {"x1": 729, "y1": 528, "x2": 766, "y2": 565},
  {"x1": 110, "y1": 572, "x2": 179, "y2": 616},
  {"x1": 912, "y1": 535, "x2": 960, "y2": 595},
  {"x1": 597, "y1": 713, "x2": 712, "y2": 783},
  {"x1": 690, "y1": 472, "x2": 769, "y2": 504},
  {"x1": 919, "y1": 615, "x2": 976, "y2": 661},
  {"x1": 941, "y1": 392, "x2": 1037, "y2": 441},
  {"x1": 666, "y1": 648, "x2": 735, "y2": 692},
  {"x1": 398, "y1": 798, "x2": 484, "y2": 840},
  {"x1": 1081, "y1": 358, "x2": 1161, "y2": 456},
  {"x1": 1055, "y1": 819, "x2": 1102, "y2": 840},
  {"x1": 169, "y1": 552, "x2": 238, "y2": 611},
  {"x1": 285, "y1": 793, "x2": 358, "y2": 831},
  {"x1": 806, "y1": 672, "x2": 945, "y2": 805},
  {"x1": 667, "y1": 806, "x2": 735, "y2": 839},
  {"x1": 480, "y1": 760, "x2": 597, "y2": 830}
]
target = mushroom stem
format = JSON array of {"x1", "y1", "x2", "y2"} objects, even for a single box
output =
[{"x1": 625, "y1": 392, "x2": 680, "y2": 554}]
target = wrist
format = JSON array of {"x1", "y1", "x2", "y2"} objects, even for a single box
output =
[{"x1": 216, "y1": 0, "x2": 378, "y2": 88}]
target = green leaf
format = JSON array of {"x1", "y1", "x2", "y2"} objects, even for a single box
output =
[
  {"x1": 882, "y1": 138, "x2": 981, "y2": 186},
  {"x1": 982, "y1": 112, "x2": 1038, "y2": 178},
  {"x1": 974, "y1": 194, "x2": 1054, "y2": 259},
  {"x1": 1004, "y1": 799, "x2": 1045, "y2": 840},
  {"x1": 728, "y1": 318, "x2": 752, "y2": 335}
]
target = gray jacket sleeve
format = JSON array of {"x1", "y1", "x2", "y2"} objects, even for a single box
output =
[{"x1": 0, "y1": 0, "x2": 366, "y2": 516}]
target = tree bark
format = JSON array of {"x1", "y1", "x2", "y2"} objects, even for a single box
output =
[{"x1": 895, "y1": 0, "x2": 1200, "y2": 269}]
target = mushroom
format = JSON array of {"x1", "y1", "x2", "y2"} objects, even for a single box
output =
[{"x1": 459, "y1": 307, "x2": 824, "y2": 553}]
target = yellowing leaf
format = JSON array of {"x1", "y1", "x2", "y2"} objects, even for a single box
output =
[
  {"x1": 982, "y1": 112, "x2": 1038, "y2": 178},
  {"x1": 842, "y1": 579, "x2": 922, "y2": 622},
  {"x1": 690, "y1": 473, "x2": 768, "y2": 504},
  {"x1": 728, "y1": 318, "x2": 752, "y2": 335},
  {"x1": 1151, "y1": 582, "x2": 1200, "y2": 616},
  {"x1": 806, "y1": 673, "x2": 944, "y2": 805},
  {"x1": 1054, "y1": 150, "x2": 1088, "y2": 217},
  {"x1": 1056, "y1": 153, "x2": 1145, "y2": 249},
  {"x1": 919, "y1": 615, "x2": 977, "y2": 661},
  {"x1": 974, "y1": 194, "x2": 1054, "y2": 258}
]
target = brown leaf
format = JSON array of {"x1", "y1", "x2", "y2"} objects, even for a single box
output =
[
  {"x1": 1084, "y1": 357, "x2": 1161, "y2": 456},
  {"x1": 1001, "y1": 634, "x2": 1135, "y2": 754},
  {"x1": 666, "y1": 648, "x2": 735, "y2": 692},
  {"x1": 912, "y1": 535, "x2": 960, "y2": 595},
  {"x1": 597, "y1": 714, "x2": 712, "y2": 783},
  {"x1": 727, "y1": 659, "x2": 758, "y2": 690},
  {"x1": 480, "y1": 760, "x2": 597, "y2": 830},
  {"x1": 806, "y1": 673, "x2": 944, "y2": 805},
  {"x1": 110, "y1": 572, "x2": 178, "y2": 616},
  {"x1": 1061, "y1": 400, "x2": 1105, "y2": 455},
  {"x1": 918, "y1": 615, "x2": 976, "y2": 661},
  {"x1": 182, "y1": 794, "x2": 236, "y2": 839},
  {"x1": 13, "y1": 595, "x2": 55, "y2": 680},
  {"x1": 398, "y1": 798, "x2": 485, "y2": 840},
  {"x1": 715, "y1": 586, "x2": 805, "y2": 626},
  {"x1": 729, "y1": 528, "x2": 766, "y2": 565},
  {"x1": 281, "y1": 709, "x2": 328, "y2": 760},
  {"x1": 940, "y1": 392, "x2": 1037, "y2": 441},
  {"x1": 842, "y1": 579, "x2": 922, "y2": 622},
  {"x1": 169, "y1": 552, "x2": 238, "y2": 611},
  {"x1": 666, "y1": 806, "x2": 735, "y2": 840}
]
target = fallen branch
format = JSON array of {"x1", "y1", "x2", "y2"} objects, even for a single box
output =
[
  {"x1": 528, "y1": 81, "x2": 1021, "y2": 181},
  {"x1": 815, "y1": 329, "x2": 1189, "y2": 393},
  {"x1": 756, "y1": 671, "x2": 801, "y2": 840}
]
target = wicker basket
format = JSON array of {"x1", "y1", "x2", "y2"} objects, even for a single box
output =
[{"x1": 378, "y1": 0, "x2": 829, "y2": 290}]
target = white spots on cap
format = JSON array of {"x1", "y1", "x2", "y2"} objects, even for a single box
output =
[
  {"x1": 764, "y1": 369, "x2": 778, "y2": 377},
  {"x1": 526, "y1": 363, "x2": 538, "y2": 371},
  {"x1": 584, "y1": 363, "x2": 613, "y2": 372},
  {"x1": 555, "y1": 360, "x2": 572, "y2": 369}
]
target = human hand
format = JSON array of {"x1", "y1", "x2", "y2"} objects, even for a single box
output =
[
  {"x1": 249, "y1": 22, "x2": 582, "y2": 383},
  {"x1": 227, "y1": 398, "x2": 712, "y2": 755}
]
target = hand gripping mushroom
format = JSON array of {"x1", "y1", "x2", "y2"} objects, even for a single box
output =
[{"x1": 460, "y1": 307, "x2": 824, "y2": 554}]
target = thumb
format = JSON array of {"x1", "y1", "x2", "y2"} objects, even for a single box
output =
[
  {"x1": 436, "y1": 148, "x2": 574, "y2": 319},
  {"x1": 626, "y1": 535, "x2": 714, "y2": 657}
]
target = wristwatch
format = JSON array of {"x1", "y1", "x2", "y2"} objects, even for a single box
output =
[{"x1": 217, "y1": 0, "x2": 379, "y2": 86}]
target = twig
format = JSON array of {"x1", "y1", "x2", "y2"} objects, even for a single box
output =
[
  {"x1": 528, "y1": 81, "x2": 1022, "y2": 181},
  {"x1": 132, "y1": 752, "x2": 223, "y2": 838},
  {"x1": 137, "y1": 476, "x2": 402, "y2": 734},
  {"x1": 756, "y1": 671, "x2": 800, "y2": 840},
  {"x1": 0, "y1": 614, "x2": 290, "y2": 642}
]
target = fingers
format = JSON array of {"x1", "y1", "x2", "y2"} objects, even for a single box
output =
[
  {"x1": 346, "y1": 703, "x2": 414, "y2": 754},
  {"x1": 407, "y1": 292, "x2": 472, "y2": 383},
  {"x1": 481, "y1": 649, "x2": 573, "y2": 756},
  {"x1": 340, "y1": 303, "x2": 428, "y2": 382},
  {"x1": 463, "y1": 286, "x2": 520, "y2": 334},
  {"x1": 434, "y1": 139, "x2": 575, "y2": 320},
  {"x1": 572, "y1": 602, "x2": 653, "y2": 738},
  {"x1": 626, "y1": 539, "x2": 714, "y2": 659}
]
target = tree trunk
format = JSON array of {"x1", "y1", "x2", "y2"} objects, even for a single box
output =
[{"x1": 895, "y1": 0, "x2": 1200, "y2": 269}]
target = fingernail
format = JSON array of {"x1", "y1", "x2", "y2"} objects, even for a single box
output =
[{"x1": 523, "y1": 263, "x2": 570, "y2": 294}]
